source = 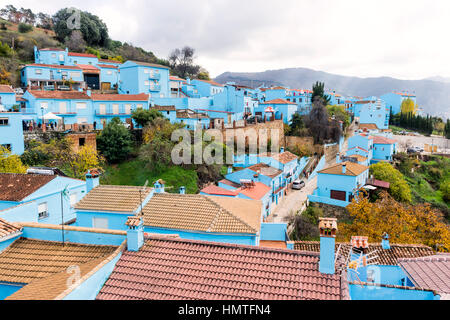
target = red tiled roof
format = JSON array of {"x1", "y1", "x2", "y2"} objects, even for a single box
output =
[
  {"x1": 39, "y1": 48, "x2": 65, "y2": 51},
  {"x1": 97, "y1": 64, "x2": 118, "y2": 69},
  {"x1": 0, "y1": 85, "x2": 15, "y2": 93},
  {"x1": 0, "y1": 218, "x2": 21, "y2": 239},
  {"x1": 97, "y1": 236, "x2": 345, "y2": 300},
  {"x1": 77, "y1": 64, "x2": 100, "y2": 74},
  {"x1": 367, "y1": 179, "x2": 390, "y2": 189},
  {"x1": 359, "y1": 123, "x2": 379, "y2": 130},
  {"x1": 194, "y1": 79, "x2": 223, "y2": 87},
  {"x1": 347, "y1": 146, "x2": 368, "y2": 153},
  {"x1": 0, "y1": 173, "x2": 56, "y2": 202},
  {"x1": 372, "y1": 136, "x2": 396, "y2": 145},
  {"x1": 219, "y1": 179, "x2": 241, "y2": 189},
  {"x1": 68, "y1": 52, "x2": 98, "y2": 58},
  {"x1": 91, "y1": 93, "x2": 149, "y2": 101},
  {"x1": 28, "y1": 90, "x2": 91, "y2": 100},
  {"x1": 295, "y1": 241, "x2": 435, "y2": 266},
  {"x1": 272, "y1": 151, "x2": 299, "y2": 164},
  {"x1": 169, "y1": 76, "x2": 185, "y2": 82},
  {"x1": 201, "y1": 185, "x2": 239, "y2": 197},
  {"x1": 261, "y1": 98, "x2": 296, "y2": 105},
  {"x1": 23, "y1": 64, "x2": 81, "y2": 70},
  {"x1": 99, "y1": 59, "x2": 122, "y2": 64},
  {"x1": 399, "y1": 254, "x2": 450, "y2": 295},
  {"x1": 238, "y1": 182, "x2": 271, "y2": 200}
]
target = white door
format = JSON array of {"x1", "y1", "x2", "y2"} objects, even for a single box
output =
[
  {"x1": 59, "y1": 102, "x2": 67, "y2": 114},
  {"x1": 99, "y1": 104, "x2": 106, "y2": 115},
  {"x1": 112, "y1": 104, "x2": 119, "y2": 115},
  {"x1": 125, "y1": 104, "x2": 131, "y2": 114},
  {"x1": 92, "y1": 217, "x2": 108, "y2": 229},
  {"x1": 76, "y1": 102, "x2": 87, "y2": 109}
]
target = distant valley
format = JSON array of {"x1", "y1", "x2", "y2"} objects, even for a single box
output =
[{"x1": 215, "y1": 68, "x2": 450, "y2": 119}]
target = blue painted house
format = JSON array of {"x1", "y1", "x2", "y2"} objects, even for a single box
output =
[
  {"x1": 0, "y1": 111, "x2": 24, "y2": 155},
  {"x1": 34, "y1": 47, "x2": 68, "y2": 65},
  {"x1": 21, "y1": 90, "x2": 93, "y2": 127},
  {"x1": 371, "y1": 136, "x2": 397, "y2": 163},
  {"x1": 348, "y1": 134, "x2": 374, "y2": 161},
  {"x1": 0, "y1": 85, "x2": 17, "y2": 109},
  {"x1": 118, "y1": 61, "x2": 170, "y2": 98},
  {"x1": 255, "y1": 99, "x2": 297, "y2": 124},
  {"x1": 190, "y1": 79, "x2": 224, "y2": 97},
  {"x1": 75, "y1": 181, "x2": 263, "y2": 246},
  {"x1": 21, "y1": 64, "x2": 85, "y2": 90},
  {"x1": 0, "y1": 220, "x2": 125, "y2": 300},
  {"x1": 359, "y1": 99, "x2": 390, "y2": 130},
  {"x1": 0, "y1": 173, "x2": 87, "y2": 224},
  {"x1": 380, "y1": 91, "x2": 417, "y2": 115},
  {"x1": 91, "y1": 93, "x2": 149, "y2": 129},
  {"x1": 308, "y1": 161, "x2": 370, "y2": 207}
]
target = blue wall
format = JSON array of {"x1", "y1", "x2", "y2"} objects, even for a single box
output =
[
  {"x1": 0, "y1": 283, "x2": 24, "y2": 300},
  {"x1": 260, "y1": 223, "x2": 287, "y2": 241},
  {"x1": 349, "y1": 284, "x2": 439, "y2": 300},
  {"x1": 0, "y1": 112, "x2": 25, "y2": 155}
]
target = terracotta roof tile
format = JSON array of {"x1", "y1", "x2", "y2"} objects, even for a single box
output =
[
  {"x1": 219, "y1": 179, "x2": 241, "y2": 189},
  {"x1": 348, "y1": 155, "x2": 367, "y2": 162},
  {"x1": 97, "y1": 64, "x2": 118, "y2": 69},
  {"x1": 0, "y1": 238, "x2": 117, "y2": 284},
  {"x1": 398, "y1": 254, "x2": 450, "y2": 295},
  {"x1": 0, "y1": 173, "x2": 56, "y2": 202},
  {"x1": 68, "y1": 52, "x2": 97, "y2": 58},
  {"x1": 23, "y1": 63, "x2": 82, "y2": 70},
  {"x1": 0, "y1": 85, "x2": 15, "y2": 93},
  {"x1": 151, "y1": 105, "x2": 176, "y2": 111},
  {"x1": 97, "y1": 236, "x2": 345, "y2": 300},
  {"x1": 74, "y1": 185, "x2": 153, "y2": 213},
  {"x1": 0, "y1": 218, "x2": 22, "y2": 239},
  {"x1": 261, "y1": 98, "x2": 297, "y2": 105},
  {"x1": 318, "y1": 162, "x2": 368, "y2": 177},
  {"x1": 91, "y1": 93, "x2": 149, "y2": 101},
  {"x1": 201, "y1": 185, "x2": 239, "y2": 196},
  {"x1": 295, "y1": 241, "x2": 435, "y2": 266},
  {"x1": 359, "y1": 123, "x2": 379, "y2": 130},
  {"x1": 194, "y1": 79, "x2": 224, "y2": 87},
  {"x1": 238, "y1": 182, "x2": 271, "y2": 200},
  {"x1": 372, "y1": 136, "x2": 397, "y2": 145},
  {"x1": 272, "y1": 151, "x2": 298, "y2": 164},
  {"x1": 142, "y1": 193, "x2": 261, "y2": 234},
  {"x1": 248, "y1": 163, "x2": 283, "y2": 178},
  {"x1": 28, "y1": 90, "x2": 91, "y2": 100}
]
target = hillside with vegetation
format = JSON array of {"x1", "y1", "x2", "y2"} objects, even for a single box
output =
[{"x1": 0, "y1": 4, "x2": 210, "y2": 86}]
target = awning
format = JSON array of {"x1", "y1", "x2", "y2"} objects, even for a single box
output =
[
  {"x1": 363, "y1": 185, "x2": 377, "y2": 191},
  {"x1": 39, "y1": 112, "x2": 62, "y2": 120},
  {"x1": 265, "y1": 106, "x2": 275, "y2": 113}
]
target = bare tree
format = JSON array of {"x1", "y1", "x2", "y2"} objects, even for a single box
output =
[
  {"x1": 169, "y1": 46, "x2": 201, "y2": 79},
  {"x1": 65, "y1": 30, "x2": 86, "y2": 53}
]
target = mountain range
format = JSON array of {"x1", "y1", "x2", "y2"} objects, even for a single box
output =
[{"x1": 215, "y1": 68, "x2": 450, "y2": 119}]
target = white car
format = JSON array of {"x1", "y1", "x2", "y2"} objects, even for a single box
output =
[{"x1": 292, "y1": 180, "x2": 306, "y2": 190}]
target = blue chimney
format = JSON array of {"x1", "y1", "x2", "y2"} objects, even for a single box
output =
[
  {"x1": 126, "y1": 216, "x2": 144, "y2": 252},
  {"x1": 382, "y1": 233, "x2": 390, "y2": 250},
  {"x1": 319, "y1": 218, "x2": 338, "y2": 275},
  {"x1": 280, "y1": 147, "x2": 285, "y2": 153},
  {"x1": 154, "y1": 179, "x2": 165, "y2": 193},
  {"x1": 227, "y1": 166, "x2": 233, "y2": 174},
  {"x1": 179, "y1": 186, "x2": 186, "y2": 194},
  {"x1": 86, "y1": 169, "x2": 100, "y2": 193}
]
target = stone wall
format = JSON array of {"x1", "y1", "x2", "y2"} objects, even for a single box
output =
[
  {"x1": 66, "y1": 133, "x2": 97, "y2": 153},
  {"x1": 221, "y1": 120, "x2": 285, "y2": 150}
]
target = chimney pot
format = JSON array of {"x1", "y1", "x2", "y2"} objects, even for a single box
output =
[{"x1": 342, "y1": 163, "x2": 347, "y2": 174}]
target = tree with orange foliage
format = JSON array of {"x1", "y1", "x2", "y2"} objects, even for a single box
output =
[{"x1": 338, "y1": 191, "x2": 450, "y2": 252}]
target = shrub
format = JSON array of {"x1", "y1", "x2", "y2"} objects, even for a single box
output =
[{"x1": 18, "y1": 23, "x2": 33, "y2": 33}]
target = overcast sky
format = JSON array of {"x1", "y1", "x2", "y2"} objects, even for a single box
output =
[{"x1": 6, "y1": 0, "x2": 450, "y2": 79}]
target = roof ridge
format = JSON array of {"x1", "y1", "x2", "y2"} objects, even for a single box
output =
[
  {"x1": 144, "y1": 233, "x2": 319, "y2": 256},
  {"x1": 204, "y1": 196, "x2": 258, "y2": 234}
]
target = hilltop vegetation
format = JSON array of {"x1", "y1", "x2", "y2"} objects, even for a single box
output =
[{"x1": 0, "y1": 4, "x2": 210, "y2": 85}]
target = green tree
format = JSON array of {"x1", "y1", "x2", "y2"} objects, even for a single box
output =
[
  {"x1": 18, "y1": 23, "x2": 33, "y2": 33},
  {"x1": 311, "y1": 81, "x2": 331, "y2": 105},
  {"x1": 131, "y1": 108, "x2": 163, "y2": 128},
  {"x1": 0, "y1": 146, "x2": 27, "y2": 173},
  {"x1": 370, "y1": 162, "x2": 412, "y2": 203},
  {"x1": 97, "y1": 118, "x2": 133, "y2": 163},
  {"x1": 52, "y1": 8, "x2": 109, "y2": 47},
  {"x1": 441, "y1": 180, "x2": 450, "y2": 203}
]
